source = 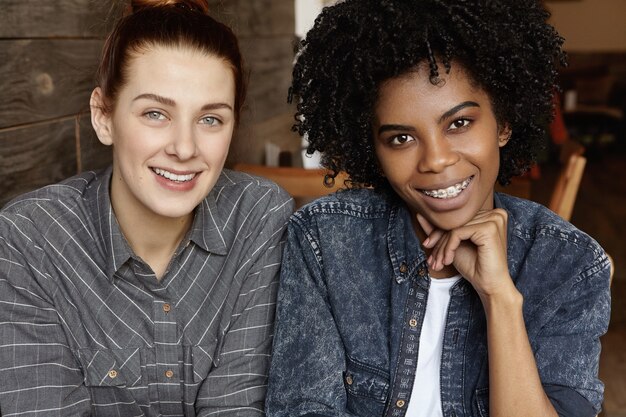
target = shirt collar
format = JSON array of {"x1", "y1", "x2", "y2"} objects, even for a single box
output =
[
  {"x1": 494, "y1": 192, "x2": 517, "y2": 249},
  {"x1": 83, "y1": 167, "x2": 133, "y2": 281},
  {"x1": 91, "y1": 167, "x2": 229, "y2": 281},
  {"x1": 185, "y1": 189, "x2": 228, "y2": 256}
]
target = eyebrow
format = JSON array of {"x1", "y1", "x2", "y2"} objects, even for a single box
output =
[
  {"x1": 377, "y1": 101, "x2": 480, "y2": 135},
  {"x1": 133, "y1": 93, "x2": 233, "y2": 112},
  {"x1": 439, "y1": 101, "x2": 480, "y2": 123}
]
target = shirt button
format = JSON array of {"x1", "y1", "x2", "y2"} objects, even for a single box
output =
[
  {"x1": 345, "y1": 375, "x2": 353, "y2": 385},
  {"x1": 399, "y1": 262, "x2": 408, "y2": 274},
  {"x1": 409, "y1": 318, "x2": 417, "y2": 327},
  {"x1": 165, "y1": 370, "x2": 174, "y2": 378},
  {"x1": 396, "y1": 399, "x2": 406, "y2": 408},
  {"x1": 108, "y1": 370, "x2": 118, "y2": 379},
  {"x1": 163, "y1": 303, "x2": 171, "y2": 313}
]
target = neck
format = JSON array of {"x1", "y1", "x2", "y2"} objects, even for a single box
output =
[{"x1": 111, "y1": 192, "x2": 193, "y2": 281}]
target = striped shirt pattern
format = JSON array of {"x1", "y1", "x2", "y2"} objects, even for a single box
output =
[{"x1": 0, "y1": 167, "x2": 293, "y2": 416}]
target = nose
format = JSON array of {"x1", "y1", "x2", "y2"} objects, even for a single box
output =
[
  {"x1": 417, "y1": 136, "x2": 459, "y2": 173},
  {"x1": 166, "y1": 123, "x2": 198, "y2": 160}
]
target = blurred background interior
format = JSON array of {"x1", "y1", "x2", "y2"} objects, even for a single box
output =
[{"x1": 0, "y1": 0, "x2": 624, "y2": 415}]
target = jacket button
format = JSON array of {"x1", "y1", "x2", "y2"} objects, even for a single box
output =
[
  {"x1": 396, "y1": 399, "x2": 406, "y2": 408},
  {"x1": 418, "y1": 267, "x2": 427, "y2": 277},
  {"x1": 345, "y1": 375, "x2": 353, "y2": 385},
  {"x1": 399, "y1": 263, "x2": 408, "y2": 274},
  {"x1": 108, "y1": 369, "x2": 118, "y2": 379}
]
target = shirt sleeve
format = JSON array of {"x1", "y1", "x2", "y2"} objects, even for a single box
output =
[
  {"x1": 0, "y1": 217, "x2": 92, "y2": 416},
  {"x1": 195, "y1": 189, "x2": 293, "y2": 417},
  {"x1": 532, "y1": 250, "x2": 611, "y2": 417},
  {"x1": 265, "y1": 217, "x2": 358, "y2": 417}
]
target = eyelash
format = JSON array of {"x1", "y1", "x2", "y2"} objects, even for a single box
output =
[
  {"x1": 386, "y1": 117, "x2": 472, "y2": 145},
  {"x1": 448, "y1": 118, "x2": 471, "y2": 130},
  {"x1": 200, "y1": 116, "x2": 221, "y2": 126},
  {"x1": 388, "y1": 134, "x2": 415, "y2": 146},
  {"x1": 143, "y1": 111, "x2": 222, "y2": 126},
  {"x1": 144, "y1": 110, "x2": 166, "y2": 121}
]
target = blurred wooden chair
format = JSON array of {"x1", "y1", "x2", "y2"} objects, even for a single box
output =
[
  {"x1": 548, "y1": 151, "x2": 586, "y2": 222},
  {"x1": 233, "y1": 163, "x2": 349, "y2": 208}
]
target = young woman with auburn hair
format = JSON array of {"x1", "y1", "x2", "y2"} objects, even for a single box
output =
[{"x1": 0, "y1": 1, "x2": 292, "y2": 415}]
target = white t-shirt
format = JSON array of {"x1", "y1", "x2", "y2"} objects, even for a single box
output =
[{"x1": 406, "y1": 275, "x2": 462, "y2": 417}]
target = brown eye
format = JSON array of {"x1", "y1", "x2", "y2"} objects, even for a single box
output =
[
  {"x1": 389, "y1": 134, "x2": 415, "y2": 146},
  {"x1": 449, "y1": 119, "x2": 470, "y2": 130}
]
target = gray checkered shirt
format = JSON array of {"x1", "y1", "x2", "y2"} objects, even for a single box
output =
[{"x1": 0, "y1": 167, "x2": 293, "y2": 416}]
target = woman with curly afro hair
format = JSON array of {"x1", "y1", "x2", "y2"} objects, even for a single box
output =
[{"x1": 266, "y1": 1, "x2": 611, "y2": 417}]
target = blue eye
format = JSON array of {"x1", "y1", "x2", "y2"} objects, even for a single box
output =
[
  {"x1": 200, "y1": 116, "x2": 220, "y2": 126},
  {"x1": 389, "y1": 134, "x2": 415, "y2": 146},
  {"x1": 145, "y1": 111, "x2": 166, "y2": 120},
  {"x1": 449, "y1": 118, "x2": 470, "y2": 130}
]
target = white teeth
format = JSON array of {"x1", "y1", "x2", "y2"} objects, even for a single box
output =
[
  {"x1": 153, "y1": 168, "x2": 196, "y2": 182},
  {"x1": 421, "y1": 176, "x2": 473, "y2": 199}
]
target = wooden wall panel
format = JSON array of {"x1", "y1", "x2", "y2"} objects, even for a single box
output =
[
  {"x1": 0, "y1": 39, "x2": 102, "y2": 128},
  {"x1": 242, "y1": 37, "x2": 295, "y2": 123},
  {"x1": 0, "y1": 0, "x2": 116, "y2": 38},
  {"x1": 229, "y1": 36, "x2": 296, "y2": 165},
  {"x1": 0, "y1": 120, "x2": 77, "y2": 208},
  {"x1": 209, "y1": 0, "x2": 294, "y2": 37},
  {"x1": 77, "y1": 115, "x2": 112, "y2": 173}
]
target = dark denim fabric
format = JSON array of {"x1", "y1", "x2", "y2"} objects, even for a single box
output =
[{"x1": 266, "y1": 189, "x2": 611, "y2": 417}]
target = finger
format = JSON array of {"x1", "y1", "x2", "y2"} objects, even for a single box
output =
[
  {"x1": 430, "y1": 232, "x2": 451, "y2": 271},
  {"x1": 416, "y1": 213, "x2": 443, "y2": 248}
]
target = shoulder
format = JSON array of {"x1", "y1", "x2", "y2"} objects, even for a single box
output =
[
  {"x1": 296, "y1": 188, "x2": 392, "y2": 220},
  {"x1": 499, "y1": 193, "x2": 602, "y2": 252},
  {"x1": 205, "y1": 169, "x2": 294, "y2": 232},
  {"x1": 1, "y1": 170, "x2": 103, "y2": 234},
  {"x1": 215, "y1": 169, "x2": 293, "y2": 209},
  {"x1": 288, "y1": 188, "x2": 394, "y2": 240},
  {"x1": 497, "y1": 193, "x2": 608, "y2": 282}
]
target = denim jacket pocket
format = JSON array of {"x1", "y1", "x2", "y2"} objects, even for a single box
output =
[
  {"x1": 77, "y1": 347, "x2": 143, "y2": 387},
  {"x1": 475, "y1": 387, "x2": 489, "y2": 417},
  {"x1": 344, "y1": 355, "x2": 390, "y2": 415}
]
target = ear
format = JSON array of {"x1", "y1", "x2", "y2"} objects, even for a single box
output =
[
  {"x1": 90, "y1": 87, "x2": 114, "y2": 146},
  {"x1": 498, "y1": 124, "x2": 512, "y2": 148}
]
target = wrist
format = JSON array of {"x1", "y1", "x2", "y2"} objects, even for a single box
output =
[{"x1": 479, "y1": 279, "x2": 523, "y2": 314}]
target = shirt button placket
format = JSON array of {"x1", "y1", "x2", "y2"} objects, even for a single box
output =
[{"x1": 154, "y1": 299, "x2": 181, "y2": 415}]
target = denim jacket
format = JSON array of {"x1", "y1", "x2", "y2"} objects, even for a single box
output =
[{"x1": 266, "y1": 189, "x2": 611, "y2": 417}]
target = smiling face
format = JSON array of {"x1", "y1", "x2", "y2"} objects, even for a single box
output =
[
  {"x1": 373, "y1": 63, "x2": 510, "y2": 232},
  {"x1": 92, "y1": 45, "x2": 235, "y2": 223}
]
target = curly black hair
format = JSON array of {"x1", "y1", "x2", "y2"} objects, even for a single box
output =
[{"x1": 290, "y1": 0, "x2": 566, "y2": 190}]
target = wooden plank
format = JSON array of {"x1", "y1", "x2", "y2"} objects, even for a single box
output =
[
  {"x1": 227, "y1": 36, "x2": 296, "y2": 165},
  {"x1": 0, "y1": 120, "x2": 77, "y2": 208},
  {"x1": 77, "y1": 114, "x2": 112, "y2": 173},
  {"x1": 0, "y1": 0, "x2": 119, "y2": 38},
  {"x1": 240, "y1": 37, "x2": 295, "y2": 123},
  {"x1": 0, "y1": 39, "x2": 103, "y2": 129},
  {"x1": 209, "y1": 0, "x2": 294, "y2": 37}
]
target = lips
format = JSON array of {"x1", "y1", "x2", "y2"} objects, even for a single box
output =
[
  {"x1": 419, "y1": 176, "x2": 474, "y2": 199},
  {"x1": 152, "y1": 167, "x2": 197, "y2": 183}
]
